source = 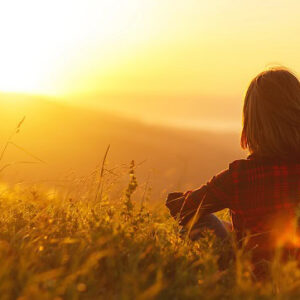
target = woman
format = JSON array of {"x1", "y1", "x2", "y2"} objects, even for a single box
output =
[{"x1": 166, "y1": 67, "x2": 300, "y2": 276}]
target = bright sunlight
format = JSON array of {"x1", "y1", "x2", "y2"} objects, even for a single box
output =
[{"x1": 0, "y1": 0, "x2": 149, "y2": 95}]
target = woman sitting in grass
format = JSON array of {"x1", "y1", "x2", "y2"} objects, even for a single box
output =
[{"x1": 166, "y1": 67, "x2": 300, "y2": 277}]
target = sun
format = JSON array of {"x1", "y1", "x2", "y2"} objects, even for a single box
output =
[
  {"x1": 0, "y1": 59, "x2": 49, "y2": 95},
  {"x1": 0, "y1": 1, "x2": 72, "y2": 95},
  {"x1": 0, "y1": 0, "x2": 150, "y2": 96}
]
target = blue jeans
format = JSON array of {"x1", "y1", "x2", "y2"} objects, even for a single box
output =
[
  {"x1": 181, "y1": 214, "x2": 231, "y2": 241},
  {"x1": 180, "y1": 214, "x2": 235, "y2": 272}
]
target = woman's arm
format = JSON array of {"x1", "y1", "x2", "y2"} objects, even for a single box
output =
[{"x1": 166, "y1": 169, "x2": 233, "y2": 227}]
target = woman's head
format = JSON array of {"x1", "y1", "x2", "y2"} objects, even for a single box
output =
[{"x1": 241, "y1": 67, "x2": 300, "y2": 159}]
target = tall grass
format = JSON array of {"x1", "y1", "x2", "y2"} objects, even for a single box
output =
[
  {"x1": 1, "y1": 120, "x2": 300, "y2": 299},
  {"x1": 0, "y1": 117, "x2": 44, "y2": 174},
  {"x1": 0, "y1": 164, "x2": 300, "y2": 300}
]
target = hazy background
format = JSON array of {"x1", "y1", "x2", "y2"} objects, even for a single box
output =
[
  {"x1": 0, "y1": 0, "x2": 299, "y2": 199},
  {"x1": 0, "y1": 94, "x2": 243, "y2": 200}
]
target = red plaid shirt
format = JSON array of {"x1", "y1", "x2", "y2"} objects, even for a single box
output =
[{"x1": 166, "y1": 155, "x2": 300, "y2": 255}]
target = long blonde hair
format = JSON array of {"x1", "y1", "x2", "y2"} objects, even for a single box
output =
[{"x1": 241, "y1": 67, "x2": 300, "y2": 159}]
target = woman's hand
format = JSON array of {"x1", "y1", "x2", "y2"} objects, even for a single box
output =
[
  {"x1": 165, "y1": 192, "x2": 184, "y2": 218},
  {"x1": 165, "y1": 190, "x2": 193, "y2": 219}
]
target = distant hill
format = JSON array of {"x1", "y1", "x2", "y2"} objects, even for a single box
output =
[{"x1": 0, "y1": 92, "x2": 245, "y2": 201}]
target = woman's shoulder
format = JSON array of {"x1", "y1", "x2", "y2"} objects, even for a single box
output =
[
  {"x1": 228, "y1": 154, "x2": 300, "y2": 172},
  {"x1": 228, "y1": 155, "x2": 255, "y2": 169}
]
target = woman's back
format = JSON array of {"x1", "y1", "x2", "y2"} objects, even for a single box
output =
[
  {"x1": 166, "y1": 67, "x2": 300, "y2": 277},
  {"x1": 228, "y1": 156, "x2": 300, "y2": 253}
]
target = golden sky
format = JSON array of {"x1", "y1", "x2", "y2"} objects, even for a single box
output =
[{"x1": 1, "y1": 0, "x2": 300, "y2": 130}]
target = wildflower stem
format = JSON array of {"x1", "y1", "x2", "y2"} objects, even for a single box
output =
[{"x1": 95, "y1": 144, "x2": 110, "y2": 203}]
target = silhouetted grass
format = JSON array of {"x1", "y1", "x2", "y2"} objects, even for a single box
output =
[{"x1": 0, "y1": 165, "x2": 300, "y2": 300}]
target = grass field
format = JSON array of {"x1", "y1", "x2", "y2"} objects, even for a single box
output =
[{"x1": 1, "y1": 162, "x2": 300, "y2": 300}]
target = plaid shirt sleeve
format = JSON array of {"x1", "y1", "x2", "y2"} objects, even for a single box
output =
[{"x1": 166, "y1": 168, "x2": 233, "y2": 226}]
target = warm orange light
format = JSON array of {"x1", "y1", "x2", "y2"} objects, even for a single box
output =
[
  {"x1": 1, "y1": 0, "x2": 300, "y2": 111},
  {"x1": 275, "y1": 217, "x2": 300, "y2": 248}
]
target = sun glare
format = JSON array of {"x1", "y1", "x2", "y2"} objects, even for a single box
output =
[
  {"x1": 1, "y1": 0, "x2": 300, "y2": 101},
  {"x1": 0, "y1": 0, "x2": 147, "y2": 96}
]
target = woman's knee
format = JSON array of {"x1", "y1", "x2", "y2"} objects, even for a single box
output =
[{"x1": 190, "y1": 214, "x2": 229, "y2": 240}]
